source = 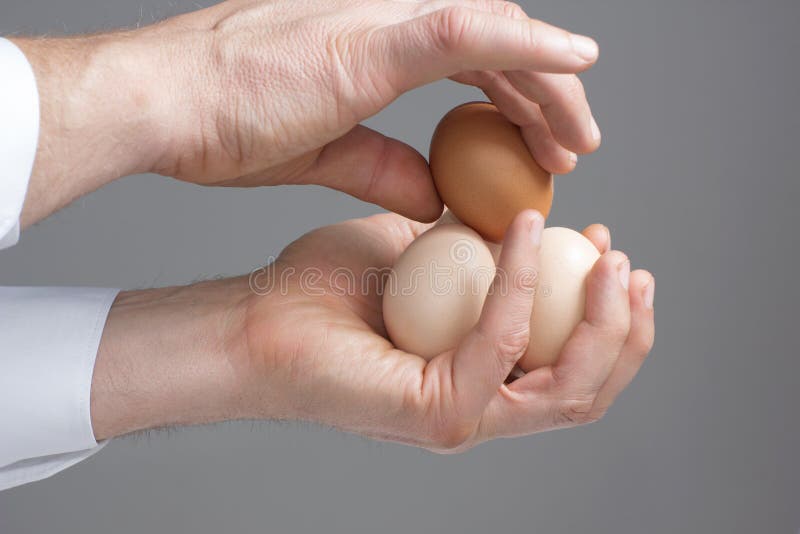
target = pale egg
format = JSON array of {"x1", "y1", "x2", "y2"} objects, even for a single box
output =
[
  {"x1": 383, "y1": 224, "x2": 496, "y2": 360},
  {"x1": 436, "y1": 208, "x2": 502, "y2": 263},
  {"x1": 520, "y1": 227, "x2": 601, "y2": 371}
]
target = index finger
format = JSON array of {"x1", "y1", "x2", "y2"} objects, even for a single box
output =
[{"x1": 381, "y1": 8, "x2": 599, "y2": 93}]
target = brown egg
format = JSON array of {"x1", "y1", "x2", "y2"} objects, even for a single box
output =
[
  {"x1": 519, "y1": 227, "x2": 601, "y2": 371},
  {"x1": 382, "y1": 224, "x2": 496, "y2": 360},
  {"x1": 430, "y1": 102, "x2": 554, "y2": 243}
]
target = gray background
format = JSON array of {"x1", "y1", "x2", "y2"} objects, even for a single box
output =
[{"x1": 1, "y1": 0, "x2": 798, "y2": 532}]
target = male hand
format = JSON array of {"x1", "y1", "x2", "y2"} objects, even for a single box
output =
[
  {"x1": 15, "y1": 0, "x2": 601, "y2": 225},
  {"x1": 92, "y1": 211, "x2": 655, "y2": 450}
]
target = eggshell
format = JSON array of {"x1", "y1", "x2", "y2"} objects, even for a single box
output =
[
  {"x1": 383, "y1": 224, "x2": 496, "y2": 360},
  {"x1": 434, "y1": 208, "x2": 462, "y2": 227},
  {"x1": 429, "y1": 102, "x2": 554, "y2": 243},
  {"x1": 436, "y1": 208, "x2": 503, "y2": 262},
  {"x1": 520, "y1": 227, "x2": 601, "y2": 371}
]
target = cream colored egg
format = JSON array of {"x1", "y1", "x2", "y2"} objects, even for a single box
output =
[
  {"x1": 520, "y1": 227, "x2": 601, "y2": 371},
  {"x1": 383, "y1": 224, "x2": 496, "y2": 360},
  {"x1": 436, "y1": 208, "x2": 502, "y2": 263}
]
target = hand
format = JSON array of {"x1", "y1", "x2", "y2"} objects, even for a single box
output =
[
  {"x1": 91, "y1": 211, "x2": 655, "y2": 450},
  {"x1": 153, "y1": 0, "x2": 601, "y2": 201},
  {"x1": 238, "y1": 211, "x2": 653, "y2": 449},
  {"x1": 14, "y1": 0, "x2": 601, "y2": 226}
]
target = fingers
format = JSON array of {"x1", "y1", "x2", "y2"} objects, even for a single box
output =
[
  {"x1": 453, "y1": 70, "x2": 576, "y2": 174},
  {"x1": 420, "y1": 0, "x2": 600, "y2": 160},
  {"x1": 378, "y1": 1, "x2": 601, "y2": 175},
  {"x1": 504, "y1": 70, "x2": 600, "y2": 154},
  {"x1": 381, "y1": 7, "x2": 598, "y2": 94},
  {"x1": 434, "y1": 210, "x2": 543, "y2": 423},
  {"x1": 476, "y1": 249, "x2": 634, "y2": 439},
  {"x1": 299, "y1": 126, "x2": 443, "y2": 222},
  {"x1": 588, "y1": 270, "x2": 655, "y2": 418},
  {"x1": 581, "y1": 223, "x2": 611, "y2": 254},
  {"x1": 492, "y1": 250, "x2": 630, "y2": 424},
  {"x1": 550, "y1": 250, "x2": 631, "y2": 395},
  {"x1": 454, "y1": 69, "x2": 598, "y2": 170}
]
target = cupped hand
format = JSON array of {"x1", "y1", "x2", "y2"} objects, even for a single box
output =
[
  {"x1": 144, "y1": 0, "x2": 601, "y2": 222},
  {"x1": 238, "y1": 211, "x2": 654, "y2": 451}
]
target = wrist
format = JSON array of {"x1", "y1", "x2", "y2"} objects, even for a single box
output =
[
  {"x1": 90, "y1": 278, "x2": 253, "y2": 440},
  {"x1": 13, "y1": 33, "x2": 172, "y2": 225}
]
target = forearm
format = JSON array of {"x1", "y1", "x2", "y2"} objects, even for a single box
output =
[
  {"x1": 90, "y1": 278, "x2": 253, "y2": 440},
  {"x1": 11, "y1": 33, "x2": 175, "y2": 227}
]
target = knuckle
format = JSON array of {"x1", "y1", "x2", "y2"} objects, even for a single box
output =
[
  {"x1": 475, "y1": 323, "x2": 529, "y2": 367},
  {"x1": 519, "y1": 19, "x2": 540, "y2": 53},
  {"x1": 560, "y1": 75, "x2": 586, "y2": 104},
  {"x1": 630, "y1": 331, "x2": 655, "y2": 360},
  {"x1": 495, "y1": 1, "x2": 526, "y2": 19},
  {"x1": 482, "y1": 69, "x2": 506, "y2": 87},
  {"x1": 602, "y1": 321, "x2": 631, "y2": 346},
  {"x1": 430, "y1": 6, "x2": 475, "y2": 52},
  {"x1": 325, "y1": 34, "x2": 376, "y2": 121},
  {"x1": 429, "y1": 421, "x2": 475, "y2": 451},
  {"x1": 587, "y1": 407, "x2": 607, "y2": 423},
  {"x1": 511, "y1": 3, "x2": 527, "y2": 19},
  {"x1": 555, "y1": 396, "x2": 598, "y2": 427},
  {"x1": 614, "y1": 323, "x2": 633, "y2": 344},
  {"x1": 493, "y1": 329, "x2": 530, "y2": 363}
]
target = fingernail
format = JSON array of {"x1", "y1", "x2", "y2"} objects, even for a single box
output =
[
  {"x1": 568, "y1": 152, "x2": 578, "y2": 165},
  {"x1": 643, "y1": 278, "x2": 654, "y2": 309},
  {"x1": 571, "y1": 34, "x2": 598, "y2": 62},
  {"x1": 590, "y1": 116, "x2": 601, "y2": 142},
  {"x1": 529, "y1": 213, "x2": 544, "y2": 246},
  {"x1": 617, "y1": 259, "x2": 630, "y2": 290},
  {"x1": 602, "y1": 225, "x2": 611, "y2": 248}
]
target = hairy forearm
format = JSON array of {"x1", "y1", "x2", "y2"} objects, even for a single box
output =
[
  {"x1": 90, "y1": 278, "x2": 253, "y2": 440},
  {"x1": 11, "y1": 33, "x2": 176, "y2": 227}
]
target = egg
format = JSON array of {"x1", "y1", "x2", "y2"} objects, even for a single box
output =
[
  {"x1": 520, "y1": 227, "x2": 601, "y2": 371},
  {"x1": 383, "y1": 224, "x2": 496, "y2": 360},
  {"x1": 429, "y1": 102, "x2": 554, "y2": 243},
  {"x1": 433, "y1": 208, "x2": 462, "y2": 227},
  {"x1": 436, "y1": 208, "x2": 502, "y2": 263}
]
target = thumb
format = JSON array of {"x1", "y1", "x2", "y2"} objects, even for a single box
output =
[
  {"x1": 297, "y1": 125, "x2": 443, "y2": 222},
  {"x1": 447, "y1": 210, "x2": 544, "y2": 420}
]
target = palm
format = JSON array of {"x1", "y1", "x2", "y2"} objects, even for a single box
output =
[
  {"x1": 241, "y1": 212, "x2": 653, "y2": 452},
  {"x1": 245, "y1": 213, "x2": 435, "y2": 441}
]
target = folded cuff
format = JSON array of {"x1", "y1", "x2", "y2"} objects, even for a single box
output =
[
  {"x1": 0, "y1": 287, "x2": 119, "y2": 474},
  {"x1": 0, "y1": 37, "x2": 40, "y2": 249}
]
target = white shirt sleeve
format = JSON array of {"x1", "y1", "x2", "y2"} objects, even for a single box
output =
[
  {"x1": 0, "y1": 287, "x2": 119, "y2": 491},
  {"x1": 0, "y1": 38, "x2": 119, "y2": 491},
  {"x1": 0, "y1": 38, "x2": 39, "y2": 248}
]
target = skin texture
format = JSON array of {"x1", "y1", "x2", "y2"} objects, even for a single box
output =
[
  {"x1": 91, "y1": 211, "x2": 655, "y2": 451},
  {"x1": 13, "y1": 0, "x2": 601, "y2": 226},
  {"x1": 5, "y1": 0, "x2": 655, "y2": 449}
]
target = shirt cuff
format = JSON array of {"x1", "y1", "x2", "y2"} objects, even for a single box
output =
[
  {"x1": 0, "y1": 287, "x2": 119, "y2": 489},
  {"x1": 0, "y1": 37, "x2": 40, "y2": 249},
  {"x1": 0, "y1": 442, "x2": 109, "y2": 492}
]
